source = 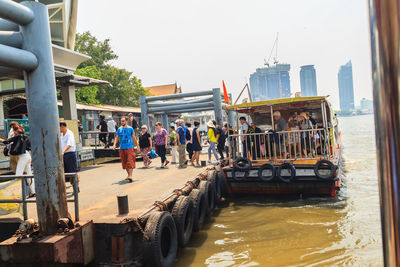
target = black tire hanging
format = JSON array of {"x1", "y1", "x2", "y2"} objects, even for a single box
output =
[
  {"x1": 233, "y1": 157, "x2": 252, "y2": 171},
  {"x1": 199, "y1": 180, "x2": 215, "y2": 216},
  {"x1": 276, "y1": 162, "x2": 296, "y2": 183},
  {"x1": 189, "y1": 188, "x2": 207, "y2": 232},
  {"x1": 144, "y1": 211, "x2": 178, "y2": 267},
  {"x1": 171, "y1": 195, "x2": 194, "y2": 247},
  {"x1": 208, "y1": 170, "x2": 221, "y2": 204},
  {"x1": 218, "y1": 169, "x2": 229, "y2": 197},
  {"x1": 258, "y1": 163, "x2": 276, "y2": 182},
  {"x1": 314, "y1": 159, "x2": 337, "y2": 180}
]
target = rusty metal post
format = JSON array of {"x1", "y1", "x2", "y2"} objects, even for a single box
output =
[
  {"x1": 369, "y1": 0, "x2": 400, "y2": 265},
  {"x1": 21, "y1": 1, "x2": 68, "y2": 234}
]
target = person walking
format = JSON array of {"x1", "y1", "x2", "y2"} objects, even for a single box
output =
[
  {"x1": 7, "y1": 121, "x2": 20, "y2": 174},
  {"x1": 154, "y1": 122, "x2": 169, "y2": 168},
  {"x1": 97, "y1": 115, "x2": 108, "y2": 148},
  {"x1": 207, "y1": 121, "x2": 219, "y2": 164},
  {"x1": 106, "y1": 116, "x2": 117, "y2": 148},
  {"x1": 185, "y1": 122, "x2": 194, "y2": 164},
  {"x1": 214, "y1": 121, "x2": 226, "y2": 160},
  {"x1": 191, "y1": 121, "x2": 202, "y2": 166},
  {"x1": 176, "y1": 119, "x2": 187, "y2": 168},
  {"x1": 169, "y1": 126, "x2": 178, "y2": 164},
  {"x1": 139, "y1": 125, "x2": 152, "y2": 168},
  {"x1": 128, "y1": 113, "x2": 139, "y2": 138},
  {"x1": 112, "y1": 117, "x2": 138, "y2": 182},
  {"x1": 59, "y1": 122, "x2": 80, "y2": 188},
  {"x1": 0, "y1": 126, "x2": 35, "y2": 198}
]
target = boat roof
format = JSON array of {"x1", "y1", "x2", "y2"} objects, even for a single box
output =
[{"x1": 224, "y1": 96, "x2": 328, "y2": 111}]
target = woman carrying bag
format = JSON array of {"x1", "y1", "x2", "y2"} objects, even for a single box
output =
[
  {"x1": 0, "y1": 126, "x2": 35, "y2": 198},
  {"x1": 139, "y1": 125, "x2": 152, "y2": 168}
]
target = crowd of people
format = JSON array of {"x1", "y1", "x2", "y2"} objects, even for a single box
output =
[
  {"x1": 105, "y1": 116, "x2": 232, "y2": 182},
  {"x1": 238, "y1": 110, "x2": 321, "y2": 160}
]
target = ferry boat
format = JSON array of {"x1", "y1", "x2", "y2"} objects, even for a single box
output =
[{"x1": 222, "y1": 96, "x2": 342, "y2": 196}]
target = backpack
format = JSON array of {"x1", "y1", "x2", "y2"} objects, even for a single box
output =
[{"x1": 185, "y1": 127, "x2": 191, "y2": 141}]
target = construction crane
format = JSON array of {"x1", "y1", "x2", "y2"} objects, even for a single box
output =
[{"x1": 264, "y1": 32, "x2": 279, "y2": 67}]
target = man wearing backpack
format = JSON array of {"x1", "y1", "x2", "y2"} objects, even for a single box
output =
[
  {"x1": 176, "y1": 119, "x2": 187, "y2": 168},
  {"x1": 185, "y1": 122, "x2": 193, "y2": 163}
]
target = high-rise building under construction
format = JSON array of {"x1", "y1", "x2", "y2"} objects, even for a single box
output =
[{"x1": 249, "y1": 64, "x2": 291, "y2": 101}]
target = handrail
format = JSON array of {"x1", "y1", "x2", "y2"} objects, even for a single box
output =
[
  {"x1": 227, "y1": 128, "x2": 332, "y2": 163},
  {"x1": 0, "y1": 173, "x2": 80, "y2": 221}
]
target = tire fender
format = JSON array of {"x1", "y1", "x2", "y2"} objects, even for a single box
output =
[
  {"x1": 208, "y1": 170, "x2": 221, "y2": 203},
  {"x1": 276, "y1": 162, "x2": 296, "y2": 183},
  {"x1": 234, "y1": 157, "x2": 252, "y2": 171},
  {"x1": 189, "y1": 189, "x2": 207, "y2": 232},
  {"x1": 144, "y1": 211, "x2": 178, "y2": 267},
  {"x1": 258, "y1": 163, "x2": 276, "y2": 182},
  {"x1": 171, "y1": 195, "x2": 194, "y2": 247},
  {"x1": 199, "y1": 180, "x2": 215, "y2": 216},
  {"x1": 314, "y1": 159, "x2": 337, "y2": 180}
]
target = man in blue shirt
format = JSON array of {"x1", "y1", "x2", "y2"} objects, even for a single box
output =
[
  {"x1": 176, "y1": 119, "x2": 187, "y2": 168},
  {"x1": 113, "y1": 117, "x2": 138, "y2": 182}
]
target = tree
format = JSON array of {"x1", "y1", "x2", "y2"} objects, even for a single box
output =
[
  {"x1": 75, "y1": 32, "x2": 118, "y2": 69},
  {"x1": 74, "y1": 66, "x2": 101, "y2": 104},
  {"x1": 74, "y1": 32, "x2": 150, "y2": 106}
]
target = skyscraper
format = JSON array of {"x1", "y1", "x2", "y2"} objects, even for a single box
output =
[
  {"x1": 249, "y1": 64, "x2": 291, "y2": 101},
  {"x1": 338, "y1": 61, "x2": 355, "y2": 110},
  {"x1": 300, "y1": 65, "x2": 318, "y2": 96}
]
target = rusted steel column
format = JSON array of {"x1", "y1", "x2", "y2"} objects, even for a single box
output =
[
  {"x1": 21, "y1": 1, "x2": 68, "y2": 234},
  {"x1": 369, "y1": 0, "x2": 400, "y2": 265}
]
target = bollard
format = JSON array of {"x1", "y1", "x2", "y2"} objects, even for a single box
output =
[
  {"x1": 201, "y1": 160, "x2": 206, "y2": 167},
  {"x1": 117, "y1": 195, "x2": 129, "y2": 215}
]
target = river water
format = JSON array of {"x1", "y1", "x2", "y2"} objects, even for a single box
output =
[{"x1": 175, "y1": 115, "x2": 383, "y2": 266}]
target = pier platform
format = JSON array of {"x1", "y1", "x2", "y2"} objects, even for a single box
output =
[{"x1": 2, "y1": 155, "x2": 209, "y2": 223}]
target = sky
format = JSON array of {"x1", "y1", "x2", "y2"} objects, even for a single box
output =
[{"x1": 77, "y1": 0, "x2": 372, "y2": 109}]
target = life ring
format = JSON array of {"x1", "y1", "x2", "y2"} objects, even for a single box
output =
[
  {"x1": 208, "y1": 170, "x2": 221, "y2": 203},
  {"x1": 234, "y1": 157, "x2": 252, "y2": 171},
  {"x1": 144, "y1": 211, "x2": 178, "y2": 267},
  {"x1": 314, "y1": 160, "x2": 337, "y2": 180},
  {"x1": 276, "y1": 162, "x2": 296, "y2": 183},
  {"x1": 189, "y1": 189, "x2": 207, "y2": 232},
  {"x1": 171, "y1": 195, "x2": 194, "y2": 247},
  {"x1": 199, "y1": 180, "x2": 215, "y2": 216},
  {"x1": 258, "y1": 163, "x2": 275, "y2": 182}
]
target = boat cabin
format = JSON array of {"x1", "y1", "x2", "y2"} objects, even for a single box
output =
[{"x1": 224, "y1": 96, "x2": 340, "y2": 166}]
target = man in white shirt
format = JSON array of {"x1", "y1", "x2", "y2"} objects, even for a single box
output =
[{"x1": 60, "y1": 122, "x2": 78, "y2": 186}]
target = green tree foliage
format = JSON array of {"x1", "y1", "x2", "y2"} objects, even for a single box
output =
[{"x1": 74, "y1": 31, "x2": 150, "y2": 106}]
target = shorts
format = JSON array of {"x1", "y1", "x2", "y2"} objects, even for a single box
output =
[
  {"x1": 63, "y1": 152, "x2": 78, "y2": 173},
  {"x1": 119, "y1": 148, "x2": 136, "y2": 169}
]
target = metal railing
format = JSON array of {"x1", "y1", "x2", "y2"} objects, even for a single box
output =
[
  {"x1": 80, "y1": 131, "x2": 118, "y2": 150},
  {"x1": 229, "y1": 128, "x2": 331, "y2": 163},
  {"x1": 0, "y1": 173, "x2": 80, "y2": 221}
]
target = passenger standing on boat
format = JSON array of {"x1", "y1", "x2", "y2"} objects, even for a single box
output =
[
  {"x1": 154, "y1": 122, "x2": 169, "y2": 168},
  {"x1": 168, "y1": 126, "x2": 178, "y2": 164},
  {"x1": 112, "y1": 117, "x2": 138, "y2": 182},
  {"x1": 273, "y1": 111, "x2": 288, "y2": 159},
  {"x1": 239, "y1": 117, "x2": 251, "y2": 158},
  {"x1": 299, "y1": 112, "x2": 314, "y2": 157},
  {"x1": 191, "y1": 121, "x2": 202, "y2": 166},
  {"x1": 139, "y1": 125, "x2": 152, "y2": 168},
  {"x1": 288, "y1": 112, "x2": 301, "y2": 157},
  {"x1": 176, "y1": 120, "x2": 188, "y2": 168},
  {"x1": 250, "y1": 123, "x2": 262, "y2": 159},
  {"x1": 207, "y1": 121, "x2": 219, "y2": 164},
  {"x1": 185, "y1": 123, "x2": 194, "y2": 164}
]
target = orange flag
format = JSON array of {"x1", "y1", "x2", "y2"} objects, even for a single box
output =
[{"x1": 222, "y1": 80, "x2": 231, "y2": 104}]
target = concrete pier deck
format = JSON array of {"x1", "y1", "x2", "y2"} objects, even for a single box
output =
[{"x1": 3, "y1": 155, "x2": 210, "y2": 223}]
